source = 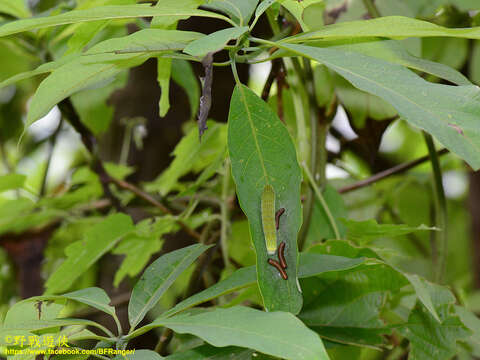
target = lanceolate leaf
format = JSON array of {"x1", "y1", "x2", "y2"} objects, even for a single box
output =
[
  {"x1": 203, "y1": 0, "x2": 259, "y2": 25},
  {"x1": 27, "y1": 53, "x2": 148, "y2": 128},
  {"x1": 325, "y1": 40, "x2": 471, "y2": 86},
  {"x1": 286, "y1": 16, "x2": 480, "y2": 43},
  {"x1": 228, "y1": 84, "x2": 303, "y2": 313},
  {"x1": 128, "y1": 243, "x2": 211, "y2": 329},
  {"x1": 156, "y1": 306, "x2": 329, "y2": 360},
  {"x1": 278, "y1": 43, "x2": 480, "y2": 170},
  {"x1": 62, "y1": 287, "x2": 115, "y2": 317},
  {"x1": 0, "y1": 5, "x2": 231, "y2": 37},
  {"x1": 183, "y1": 26, "x2": 249, "y2": 57}
]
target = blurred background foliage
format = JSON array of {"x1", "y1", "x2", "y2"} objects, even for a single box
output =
[{"x1": 0, "y1": 0, "x2": 480, "y2": 358}]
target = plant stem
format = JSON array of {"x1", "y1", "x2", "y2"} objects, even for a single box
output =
[
  {"x1": 302, "y1": 163, "x2": 340, "y2": 239},
  {"x1": 338, "y1": 149, "x2": 448, "y2": 194},
  {"x1": 220, "y1": 158, "x2": 231, "y2": 267},
  {"x1": 40, "y1": 118, "x2": 63, "y2": 197},
  {"x1": 423, "y1": 132, "x2": 447, "y2": 283},
  {"x1": 362, "y1": 0, "x2": 381, "y2": 18}
]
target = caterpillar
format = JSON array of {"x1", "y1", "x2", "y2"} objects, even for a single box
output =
[{"x1": 261, "y1": 184, "x2": 277, "y2": 255}]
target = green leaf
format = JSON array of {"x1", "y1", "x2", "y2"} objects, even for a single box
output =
[
  {"x1": 62, "y1": 287, "x2": 115, "y2": 317},
  {"x1": 45, "y1": 213, "x2": 134, "y2": 294},
  {"x1": 0, "y1": 4, "x2": 231, "y2": 37},
  {"x1": 112, "y1": 217, "x2": 178, "y2": 286},
  {"x1": 306, "y1": 185, "x2": 347, "y2": 246},
  {"x1": 287, "y1": 16, "x2": 480, "y2": 43},
  {"x1": 0, "y1": 0, "x2": 30, "y2": 18},
  {"x1": 183, "y1": 26, "x2": 249, "y2": 57},
  {"x1": 326, "y1": 39, "x2": 471, "y2": 86},
  {"x1": 87, "y1": 29, "x2": 203, "y2": 54},
  {"x1": 455, "y1": 305, "x2": 480, "y2": 356},
  {"x1": 147, "y1": 121, "x2": 227, "y2": 195},
  {"x1": 342, "y1": 218, "x2": 436, "y2": 244},
  {"x1": 277, "y1": 43, "x2": 480, "y2": 170},
  {"x1": 164, "y1": 253, "x2": 364, "y2": 317},
  {"x1": 228, "y1": 84, "x2": 303, "y2": 313},
  {"x1": 156, "y1": 306, "x2": 329, "y2": 360},
  {"x1": 0, "y1": 54, "x2": 77, "y2": 90},
  {"x1": 204, "y1": 0, "x2": 259, "y2": 25},
  {"x1": 299, "y1": 263, "x2": 407, "y2": 347},
  {"x1": 114, "y1": 350, "x2": 165, "y2": 359},
  {"x1": 165, "y1": 344, "x2": 253, "y2": 359},
  {"x1": 302, "y1": 2, "x2": 326, "y2": 31},
  {"x1": 279, "y1": 0, "x2": 325, "y2": 31},
  {"x1": 3, "y1": 318, "x2": 110, "y2": 334},
  {"x1": 171, "y1": 59, "x2": 200, "y2": 118},
  {"x1": 0, "y1": 173, "x2": 25, "y2": 192},
  {"x1": 128, "y1": 243, "x2": 211, "y2": 329},
  {"x1": 150, "y1": 1, "x2": 204, "y2": 118},
  {"x1": 157, "y1": 57, "x2": 172, "y2": 117},
  {"x1": 398, "y1": 302, "x2": 470, "y2": 360},
  {"x1": 151, "y1": 0, "x2": 204, "y2": 28},
  {"x1": 26, "y1": 53, "x2": 148, "y2": 128},
  {"x1": 4, "y1": 298, "x2": 65, "y2": 325}
]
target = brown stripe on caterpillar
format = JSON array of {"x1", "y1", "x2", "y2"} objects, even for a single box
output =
[
  {"x1": 275, "y1": 208, "x2": 285, "y2": 230},
  {"x1": 278, "y1": 241, "x2": 287, "y2": 269},
  {"x1": 268, "y1": 259, "x2": 288, "y2": 280}
]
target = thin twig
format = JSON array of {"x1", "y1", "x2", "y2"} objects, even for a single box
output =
[
  {"x1": 261, "y1": 59, "x2": 281, "y2": 101},
  {"x1": 362, "y1": 0, "x2": 381, "y2": 18},
  {"x1": 303, "y1": 163, "x2": 340, "y2": 239},
  {"x1": 338, "y1": 149, "x2": 449, "y2": 194},
  {"x1": 220, "y1": 158, "x2": 231, "y2": 267},
  {"x1": 40, "y1": 118, "x2": 63, "y2": 197},
  {"x1": 423, "y1": 133, "x2": 447, "y2": 283},
  {"x1": 110, "y1": 178, "x2": 201, "y2": 240}
]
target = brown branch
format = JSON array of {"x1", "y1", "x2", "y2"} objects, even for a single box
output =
[
  {"x1": 338, "y1": 149, "x2": 449, "y2": 194},
  {"x1": 261, "y1": 59, "x2": 282, "y2": 101},
  {"x1": 110, "y1": 178, "x2": 201, "y2": 240}
]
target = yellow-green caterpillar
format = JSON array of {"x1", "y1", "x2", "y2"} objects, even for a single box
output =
[{"x1": 261, "y1": 184, "x2": 277, "y2": 255}]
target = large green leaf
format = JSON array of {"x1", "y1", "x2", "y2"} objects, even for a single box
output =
[
  {"x1": 165, "y1": 344, "x2": 253, "y2": 359},
  {"x1": 398, "y1": 302, "x2": 470, "y2": 360},
  {"x1": 156, "y1": 306, "x2": 329, "y2": 360},
  {"x1": 277, "y1": 43, "x2": 480, "y2": 170},
  {"x1": 114, "y1": 350, "x2": 165, "y2": 360},
  {"x1": 183, "y1": 26, "x2": 249, "y2": 57},
  {"x1": 163, "y1": 253, "x2": 365, "y2": 318},
  {"x1": 128, "y1": 243, "x2": 211, "y2": 329},
  {"x1": 324, "y1": 39, "x2": 471, "y2": 86},
  {"x1": 287, "y1": 16, "x2": 480, "y2": 43},
  {"x1": 86, "y1": 29, "x2": 203, "y2": 54},
  {"x1": 0, "y1": 4, "x2": 231, "y2": 37},
  {"x1": 26, "y1": 53, "x2": 147, "y2": 128},
  {"x1": 45, "y1": 213, "x2": 134, "y2": 294},
  {"x1": 300, "y1": 263, "x2": 407, "y2": 347},
  {"x1": 203, "y1": 0, "x2": 259, "y2": 25},
  {"x1": 228, "y1": 84, "x2": 303, "y2": 313},
  {"x1": 62, "y1": 287, "x2": 115, "y2": 317}
]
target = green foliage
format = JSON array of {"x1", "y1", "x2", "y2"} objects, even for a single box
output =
[
  {"x1": 228, "y1": 84, "x2": 303, "y2": 313},
  {"x1": 0, "y1": 1, "x2": 479, "y2": 359}
]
